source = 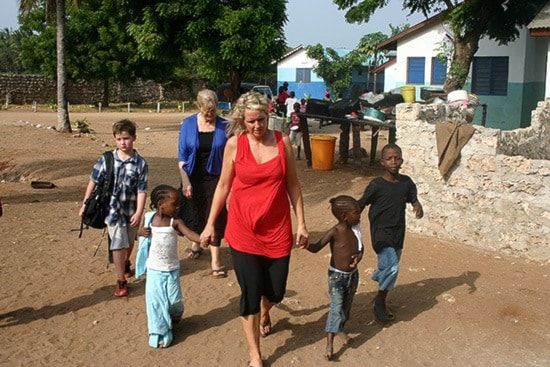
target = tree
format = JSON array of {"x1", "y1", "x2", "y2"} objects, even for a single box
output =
[
  {"x1": 332, "y1": 0, "x2": 547, "y2": 92},
  {"x1": 356, "y1": 32, "x2": 388, "y2": 92},
  {"x1": 126, "y1": 0, "x2": 287, "y2": 101},
  {"x1": 0, "y1": 28, "x2": 28, "y2": 73},
  {"x1": 21, "y1": 0, "x2": 180, "y2": 106},
  {"x1": 18, "y1": 0, "x2": 74, "y2": 132},
  {"x1": 306, "y1": 45, "x2": 364, "y2": 98}
]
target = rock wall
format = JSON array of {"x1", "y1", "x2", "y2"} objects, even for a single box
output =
[
  {"x1": 0, "y1": 74, "x2": 195, "y2": 105},
  {"x1": 395, "y1": 100, "x2": 550, "y2": 262}
]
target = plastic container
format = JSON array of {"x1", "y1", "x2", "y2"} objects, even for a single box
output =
[
  {"x1": 400, "y1": 85, "x2": 416, "y2": 103},
  {"x1": 310, "y1": 135, "x2": 337, "y2": 171}
]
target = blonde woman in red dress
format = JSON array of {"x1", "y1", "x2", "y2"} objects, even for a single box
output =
[{"x1": 200, "y1": 91, "x2": 309, "y2": 367}]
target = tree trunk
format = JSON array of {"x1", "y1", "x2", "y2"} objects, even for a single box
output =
[
  {"x1": 56, "y1": 0, "x2": 71, "y2": 133},
  {"x1": 443, "y1": 36, "x2": 479, "y2": 92}
]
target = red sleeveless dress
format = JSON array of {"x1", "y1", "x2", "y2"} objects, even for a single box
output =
[{"x1": 225, "y1": 131, "x2": 293, "y2": 258}]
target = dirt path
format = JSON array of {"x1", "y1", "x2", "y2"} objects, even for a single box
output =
[{"x1": 0, "y1": 110, "x2": 548, "y2": 366}]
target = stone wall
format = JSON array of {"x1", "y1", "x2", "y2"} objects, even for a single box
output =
[
  {"x1": 0, "y1": 74, "x2": 195, "y2": 105},
  {"x1": 395, "y1": 100, "x2": 550, "y2": 262}
]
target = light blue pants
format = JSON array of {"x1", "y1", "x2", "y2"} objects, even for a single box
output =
[{"x1": 146, "y1": 268, "x2": 184, "y2": 348}]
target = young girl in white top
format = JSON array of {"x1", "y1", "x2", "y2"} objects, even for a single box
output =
[{"x1": 137, "y1": 184, "x2": 200, "y2": 348}]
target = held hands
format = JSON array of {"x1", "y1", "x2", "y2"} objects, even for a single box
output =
[
  {"x1": 296, "y1": 224, "x2": 309, "y2": 249},
  {"x1": 199, "y1": 225, "x2": 214, "y2": 248}
]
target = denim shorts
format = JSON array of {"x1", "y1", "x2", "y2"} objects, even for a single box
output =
[
  {"x1": 372, "y1": 247, "x2": 402, "y2": 291},
  {"x1": 325, "y1": 266, "x2": 359, "y2": 334}
]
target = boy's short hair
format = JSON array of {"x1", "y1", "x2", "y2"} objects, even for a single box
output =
[
  {"x1": 112, "y1": 119, "x2": 137, "y2": 137},
  {"x1": 381, "y1": 143, "x2": 402, "y2": 157},
  {"x1": 293, "y1": 102, "x2": 301, "y2": 109}
]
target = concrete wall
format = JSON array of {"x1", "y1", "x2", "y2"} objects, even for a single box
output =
[{"x1": 395, "y1": 100, "x2": 550, "y2": 262}]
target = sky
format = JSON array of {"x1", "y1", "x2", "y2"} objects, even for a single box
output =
[{"x1": 1, "y1": 0, "x2": 425, "y2": 49}]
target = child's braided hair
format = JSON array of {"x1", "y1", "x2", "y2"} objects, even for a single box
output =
[{"x1": 149, "y1": 184, "x2": 178, "y2": 210}]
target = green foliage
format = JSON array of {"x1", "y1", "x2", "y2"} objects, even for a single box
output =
[
  {"x1": 73, "y1": 117, "x2": 95, "y2": 133},
  {"x1": 124, "y1": 0, "x2": 286, "y2": 98},
  {"x1": 0, "y1": 28, "x2": 28, "y2": 73},
  {"x1": 306, "y1": 44, "x2": 364, "y2": 98}
]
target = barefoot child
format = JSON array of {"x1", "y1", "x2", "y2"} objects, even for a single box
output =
[
  {"x1": 136, "y1": 184, "x2": 201, "y2": 348},
  {"x1": 357, "y1": 143, "x2": 423, "y2": 323},
  {"x1": 303, "y1": 195, "x2": 364, "y2": 361}
]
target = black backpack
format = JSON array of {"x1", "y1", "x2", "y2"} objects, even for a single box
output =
[{"x1": 79, "y1": 151, "x2": 114, "y2": 238}]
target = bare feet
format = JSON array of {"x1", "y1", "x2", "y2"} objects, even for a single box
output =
[
  {"x1": 373, "y1": 296, "x2": 395, "y2": 322},
  {"x1": 324, "y1": 344, "x2": 334, "y2": 361}
]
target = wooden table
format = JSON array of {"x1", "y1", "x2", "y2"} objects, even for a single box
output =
[{"x1": 299, "y1": 113, "x2": 396, "y2": 167}]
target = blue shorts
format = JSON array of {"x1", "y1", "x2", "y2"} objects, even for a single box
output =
[
  {"x1": 372, "y1": 247, "x2": 402, "y2": 291},
  {"x1": 230, "y1": 247, "x2": 290, "y2": 316},
  {"x1": 108, "y1": 224, "x2": 137, "y2": 250}
]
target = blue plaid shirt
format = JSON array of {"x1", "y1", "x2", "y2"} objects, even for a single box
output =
[{"x1": 90, "y1": 149, "x2": 148, "y2": 227}]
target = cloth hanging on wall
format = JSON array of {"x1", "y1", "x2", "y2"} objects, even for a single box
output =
[{"x1": 435, "y1": 121, "x2": 475, "y2": 176}]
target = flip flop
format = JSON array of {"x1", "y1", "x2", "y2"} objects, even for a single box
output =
[
  {"x1": 212, "y1": 268, "x2": 227, "y2": 278},
  {"x1": 187, "y1": 247, "x2": 203, "y2": 260}
]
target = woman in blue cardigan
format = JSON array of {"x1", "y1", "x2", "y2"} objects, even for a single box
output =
[{"x1": 178, "y1": 89, "x2": 229, "y2": 278}]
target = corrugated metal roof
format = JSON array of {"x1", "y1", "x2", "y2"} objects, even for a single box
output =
[{"x1": 528, "y1": 2, "x2": 550, "y2": 29}]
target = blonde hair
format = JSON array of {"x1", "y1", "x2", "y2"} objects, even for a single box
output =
[
  {"x1": 227, "y1": 91, "x2": 270, "y2": 136},
  {"x1": 196, "y1": 89, "x2": 218, "y2": 111}
]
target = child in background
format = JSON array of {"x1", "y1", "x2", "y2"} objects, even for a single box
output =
[
  {"x1": 137, "y1": 184, "x2": 201, "y2": 348},
  {"x1": 299, "y1": 98, "x2": 307, "y2": 113},
  {"x1": 289, "y1": 102, "x2": 303, "y2": 160},
  {"x1": 357, "y1": 143, "x2": 423, "y2": 322},
  {"x1": 303, "y1": 195, "x2": 364, "y2": 361},
  {"x1": 80, "y1": 119, "x2": 148, "y2": 297},
  {"x1": 285, "y1": 91, "x2": 298, "y2": 117}
]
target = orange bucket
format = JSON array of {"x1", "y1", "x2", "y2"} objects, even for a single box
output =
[{"x1": 310, "y1": 135, "x2": 337, "y2": 170}]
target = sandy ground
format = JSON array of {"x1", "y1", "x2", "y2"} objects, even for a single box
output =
[{"x1": 0, "y1": 108, "x2": 549, "y2": 367}]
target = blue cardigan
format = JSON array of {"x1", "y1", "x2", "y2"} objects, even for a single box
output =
[{"x1": 178, "y1": 114, "x2": 228, "y2": 176}]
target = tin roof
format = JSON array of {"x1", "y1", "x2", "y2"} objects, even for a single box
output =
[{"x1": 528, "y1": 2, "x2": 550, "y2": 30}]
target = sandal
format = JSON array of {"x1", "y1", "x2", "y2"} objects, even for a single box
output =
[
  {"x1": 259, "y1": 313, "x2": 271, "y2": 337},
  {"x1": 212, "y1": 268, "x2": 227, "y2": 278},
  {"x1": 187, "y1": 247, "x2": 203, "y2": 260}
]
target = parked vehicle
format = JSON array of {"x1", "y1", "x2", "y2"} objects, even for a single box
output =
[{"x1": 217, "y1": 82, "x2": 274, "y2": 102}]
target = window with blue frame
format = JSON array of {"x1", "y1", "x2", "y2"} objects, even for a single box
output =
[
  {"x1": 431, "y1": 57, "x2": 447, "y2": 85},
  {"x1": 472, "y1": 57, "x2": 508, "y2": 96},
  {"x1": 407, "y1": 57, "x2": 425, "y2": 84},
  {"x1": 296, "y1": 68, "x2": 311, "y2": 83}
]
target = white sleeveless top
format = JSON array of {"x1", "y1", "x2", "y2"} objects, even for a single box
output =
[{"x1": 146, "y1": 218, "x2": 180, "y2": 272}]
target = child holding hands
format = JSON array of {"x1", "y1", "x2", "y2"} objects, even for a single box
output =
[
  {"x1": 136, "y1": 184, "x2": 201, "y2": 348},
  {"x1": 358, "y1": 143, "x2": 423, "y2": 323},
  {"x1": 304, "y1": 195, "x2": 364, "y2": 361}
]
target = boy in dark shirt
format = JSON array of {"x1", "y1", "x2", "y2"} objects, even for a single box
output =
[{"x1": 358, "y1": 143, "x2": 423, "y2": 322}]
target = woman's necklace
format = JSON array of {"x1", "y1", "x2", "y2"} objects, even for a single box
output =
[{"x1": 198, "y1": 113, "x2": 215, "y2": 132}]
